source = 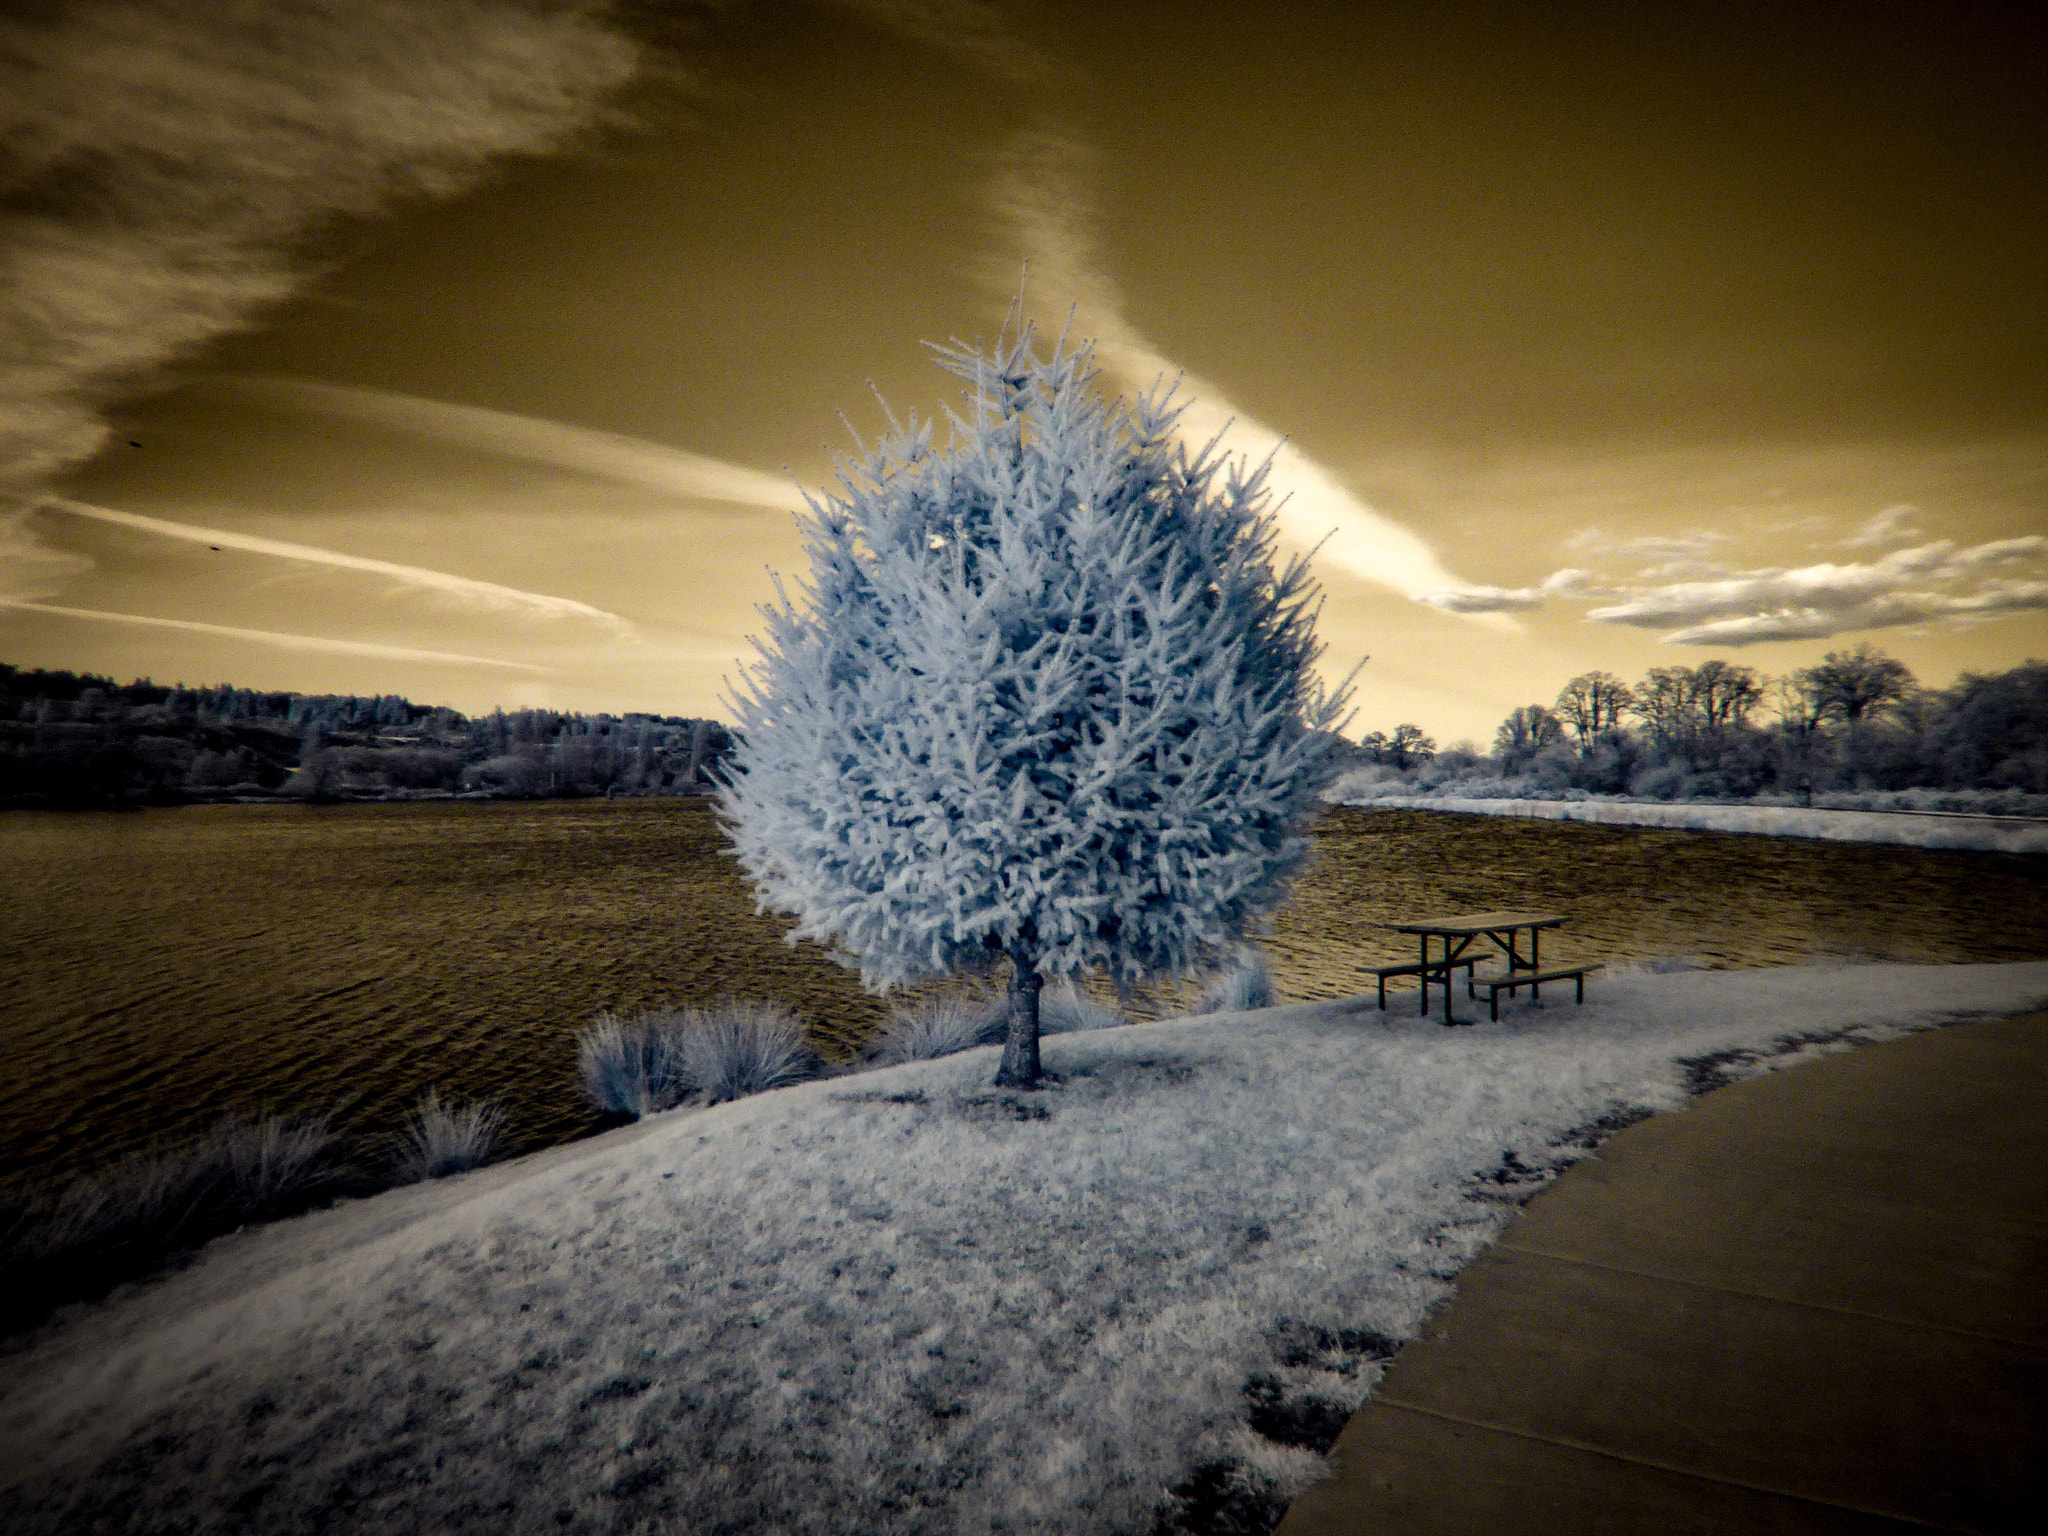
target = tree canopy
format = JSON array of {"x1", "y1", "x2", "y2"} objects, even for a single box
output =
[{"x1": 720, "y1": 322, "x2": 1351, "y2": 1085}]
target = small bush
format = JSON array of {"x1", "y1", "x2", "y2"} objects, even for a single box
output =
[
  {"x1": 576, "y1": 1009, "x2": 694, "y2": 1118},
  {"x1": 867, "y1": 993, "x2": 1009, "y2": 1065},
  {"x1": 1038, "y1": 977, "x2": 1123, "y2": 1034},
  {"x1": 579, "y1": 1000, "x2": 827, "y2": 1115},
  {"x1": 0, "y1": 1113, "x2": 351, "y2": 1336},
  {"x1": 390, "y1": 1089, "x2": 503, "y2": 1183},
  {"x1": 1194, "y1": 947, "x2": 1276, "y2": 1014},
  {"x1": 680, "y1": 999, "x2": 827, "y2": 1105}
]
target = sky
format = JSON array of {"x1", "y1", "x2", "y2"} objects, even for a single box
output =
[{"x1": 3, "y1": 0, "x2": 2045, "y2": 746}]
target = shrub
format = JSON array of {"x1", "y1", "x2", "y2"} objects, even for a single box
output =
[
  {"x1": 0, "y1": 1114, "x2": 351, "y2": 1336},
  {"x1": 1194, "y1": 946, "x2": 1276, "y2": 1014},
  {"x1": 1038, "y1": 978, "x2": 1123, "y2": 1034},
  {"x1": 578, "y1": 1000, "x2": 827, "y2": 1115},
  {"x1": 679, "y1": 999, "x2": 827, "y2": 1105},
  {"x1": 204, "y1": 1113, "x2": 351, "y2": 1216},
  {"x1": 389, "y1": 1089, "x2": 504, "y2": 1183},
  {"x1": 866, "y1": 992, "x2": 1010, "y2": 1065},
  {"x1": 576, "y1": 1009, "x2": 693, "y2": 1118}
]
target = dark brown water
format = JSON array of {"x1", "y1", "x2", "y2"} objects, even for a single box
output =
[{"x1": 3, "y1": 800, "x2": 2043, "y2": 1196}]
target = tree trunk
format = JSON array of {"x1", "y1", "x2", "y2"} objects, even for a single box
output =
[{"x1": 994, "y1": 950, "x2": 1045, "y2": 1088}]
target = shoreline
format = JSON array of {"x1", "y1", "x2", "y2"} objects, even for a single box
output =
[
  {"x1": 1330, "y1": 794, "x2": 2048, "y2": 853},
  {"x1": 9, "y1": 800, "x2": 2046, "y2": 1204}
]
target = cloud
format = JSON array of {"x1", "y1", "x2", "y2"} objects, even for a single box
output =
[
  {"x1": 980, "y1": 129, "x2": 1498, "y2": 619},
  {"x1": 1416, "y1": 584, "x2": 1545, "y2": 614},
  {"x1": 0, "y1": 601, "x2": 555, "y2": 671},
  {"x1": 223, "y1": 378, "x2": 809, "y2": 512},
  {"x1": 1585, "y1": 537, "x2": 2048, "y2": 644},
  {"x1": 33, "y1": 497, "x2": 636, "y2": 632},
  {"x1": 1841, "y1": 503, "x2": 1924, "y2": 547},
  {"x1": 1407, "y1": 564, "x2": 1606, "y2": 615},
  {"x1": 830, "y1": 0, "x2": 1069, "y2": 88},
  {"x1": 0, "y1": 0, "x2": 641, "y2": 489},
  {"x1": 1537, "y1": 567, "x2": 1601, "y2": 597},
  {"x1": 1944, "y1": 535, "x2": 2046, "y2": 569},
  {"x1": 1562, "y1": 526, "x2": 1734, "y2": 561},
  {"x1": 839, "y1": 7, "x2": 1497, "y2": 620},
  {"x1": 0, "y1": 507, "x2": 95, "y2": 603}
]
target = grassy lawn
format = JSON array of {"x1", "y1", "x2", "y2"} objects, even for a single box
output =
[{"x1": 5, "y1": 959, "x2": 2045, "y2": 1534}]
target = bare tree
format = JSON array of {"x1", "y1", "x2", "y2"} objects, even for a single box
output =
[
  {"x1": 1493, "y1": 705, "x2": 1563, "y2": 772},
  {"x1": 1632, "y1": 661, "x2": 1762, "y2": 766},
  {"x1": 1387, "y1": 722, "x2": 1435, "y2": 769},
  {"x1": 1553, "y1": 671, "x2": 1634, "y2": 751},
  {"x1": 1689, "y1": 659, "x2": 1764, "y2": 733},
  {"x1": 1799, "y1": 643, "x2": 1915, "y2": 726},
  {"x1": 1632, "y1": 667, "x2": 1693, "y2": 749}
]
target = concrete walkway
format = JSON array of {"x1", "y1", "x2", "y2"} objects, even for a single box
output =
[{"x1": 1279, "y1": 1011, "x2": 2048, "y2": 1536}]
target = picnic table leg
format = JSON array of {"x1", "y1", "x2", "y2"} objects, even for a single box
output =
[
  {"x1": 1417, "y1": 934, "x2": 1429, "y2": 1017},
  {"x1": 1440, "y1": 937, "x2": 1472, "y2": 1027},
  {"x1": 1531, "y1": 925, "x2": 1541, "y2": 1001}
]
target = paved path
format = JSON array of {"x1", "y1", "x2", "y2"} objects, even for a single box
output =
[{"x1": 1279, "y1": 1011, "x2": 2048, "y2": 1535}]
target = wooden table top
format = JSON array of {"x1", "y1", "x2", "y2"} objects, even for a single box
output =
[{"x1": 1393, "y1": 911, "x2": 1569, "y2": 935}]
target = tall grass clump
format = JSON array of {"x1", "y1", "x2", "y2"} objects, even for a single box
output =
[
  {"x1": 1193, "y1": 946, "x2": 1276, "y2": 1014},
  {"x1": 578, "y1": 999, "x2": 828, "y2": 1116},
  {"x1": 678, "y1": 999, "x2": 827, "y2": 1105},
  {"x1": 576, "y1": 1008, "x2": 693, "y2": 1119},
  {"x1": 0, "y1": 1113, "x2": 351, "y2": 1336},
  {"x1": 389, "y1": 1089, "x2": 504, "y2": 1183},
  {"x1": 865, "y1": 991, "x2": 1010, "y2": 1065},
  {"x1": 1038, "y1": 977, "x2": 1123, "y2": 1034}
]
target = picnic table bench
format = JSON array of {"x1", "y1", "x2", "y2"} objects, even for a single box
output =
[
  {"x1": 1366, "y1": 910, "x2": 1598, "y2": 1026},
  {"x1": 1363, "y1": 954, "x2": 1481, "y2": 1009},
  {"x1": 1477, "y1": 963, "x2": 1600, "y2": 1022}
]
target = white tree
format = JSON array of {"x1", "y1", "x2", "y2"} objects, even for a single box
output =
[{"x1": 720, "y1": 321, "x2": 1352, "y2": 1087}]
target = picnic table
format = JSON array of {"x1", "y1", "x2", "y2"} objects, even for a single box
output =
[{"x1": 1380, "y1": 910, "x2": 1586, "y2": 1026}]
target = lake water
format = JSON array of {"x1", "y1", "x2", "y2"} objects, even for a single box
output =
[{"x1": 4, "y1": 799, "x2": 2044, "y2": 1196}]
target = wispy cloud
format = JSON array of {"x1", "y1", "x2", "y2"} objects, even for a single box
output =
[
  {"x1": 1586, "y1": 537, "x2": 2048, "y2": 644},
  {"x1": 1562, "y1": 526, "x2": 1734, "y2": 561},
  {"x1": 830, "y1": 0, "x2": 1067, "y2": 88},
  {"x1": 0, "y1": 601, "x2": 555, "y2": 671},
  {"x1": 0, "y1": 0, "x2": 640, "y2": 489},
  {"x1": 1841, "y1": 503, "x2": 1924, "y2": 548},
  {"x1": 1417, "y1": 567, "x2": 1598, "y2": 614},
  {"x1": 31, "y1": 497, "x2": 637, "y2": 632},
  {"x1": 976, "y1": 130, "x2": 1493, "y2": 617},
  {"x1": 805, "y1": 9, "x2": 1492, "y2": 619},
  {"x1": 223, "y1": 378, "x2": 809, "y2": 512},
  {"x1": 1536, "y1": 567, "x2": 1601, "y2": 598},
  {"x1": 1416, "y1": 584, "x2": 1545, "y2": 615},
  {"x1": 0, "y1": 507, "x2": 95, "y2": 603}
]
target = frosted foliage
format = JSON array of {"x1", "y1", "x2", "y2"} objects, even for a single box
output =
[{"x1": 722, "y1": 326, "x2": 1349, "y2": 992}]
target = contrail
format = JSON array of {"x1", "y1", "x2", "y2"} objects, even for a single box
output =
[
  {"x1": 986, "y1": 130, "x2": 1508, "y2": 623},
  {"x1": 33, "y1": 497, "x2": 634, "y2": 632},
  {"x1": 0, "y1": 601, "x2": 555, "y2": 671},
  {"x1": 828, "y1": 10, "x2": 1489, "y2": 612},
  {"x1": 224, "y1": 378, "x2": 811, "y2": 512}
]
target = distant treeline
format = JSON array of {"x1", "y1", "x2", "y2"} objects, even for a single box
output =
[
  {"x1": 1341, "y1": 647, "x2": 2048, "y2": 805},
  {"x1": 0, "y1": 664, "x2": 735, "y2": 809}
]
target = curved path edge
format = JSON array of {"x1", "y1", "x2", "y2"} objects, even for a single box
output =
[{"x1": 1279, "y1": 1010, "x2": 2048, "y2": 1535}]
